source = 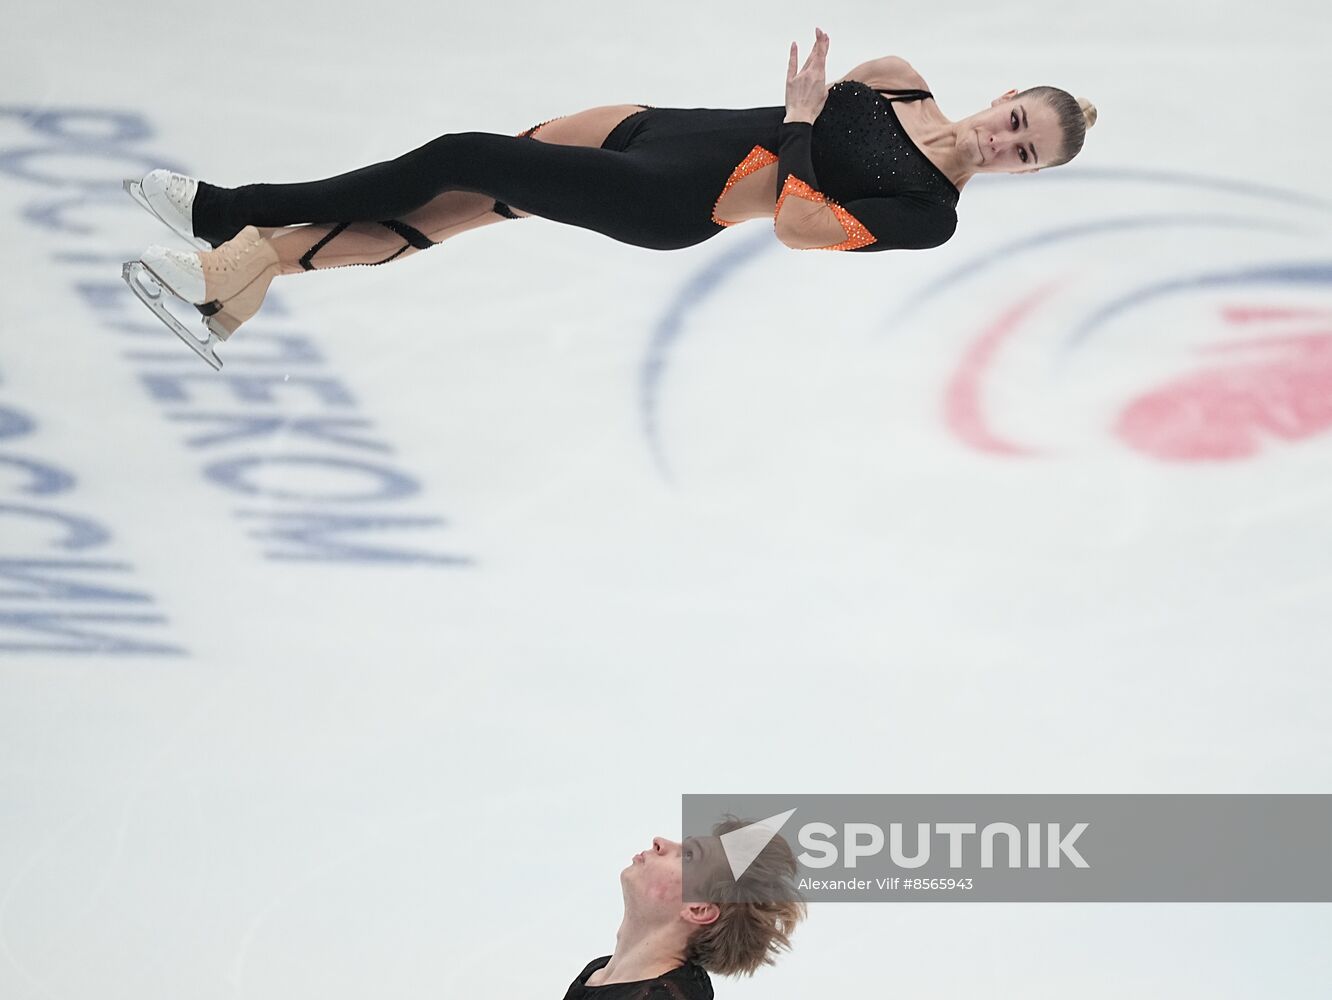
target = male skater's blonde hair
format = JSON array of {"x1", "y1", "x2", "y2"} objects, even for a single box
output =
[{"x1": 685, "y1": 815, "x2": 807, "y2": 977}]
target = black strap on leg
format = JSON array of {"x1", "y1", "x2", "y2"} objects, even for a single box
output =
[
  {"x1": 299, "y1": 219, "x2": 440, "y2": 272},
  {"x1": 377, "y1": 219, "x2": 437, "y2": 249},
  {"x1": 299, "y1": 222, "x2": 349, "y2": 271},
  {"x1": 369, "y1": 245, "x2": 412, "y2": 266}
]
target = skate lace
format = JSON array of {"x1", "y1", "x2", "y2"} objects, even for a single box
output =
[{"x1": 211, "y1": 238, "x2": 253, "y2": 272}]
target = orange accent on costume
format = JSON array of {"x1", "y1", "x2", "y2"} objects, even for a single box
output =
[
  {"x1": 773, "y1": 175, "x2": 877, "y2": 251},
  {"x1": 711, "y1": 145, "x2": 779, "y2": 227}
]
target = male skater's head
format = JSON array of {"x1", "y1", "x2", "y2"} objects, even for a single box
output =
[
  {"x1": 564, "y1": 816, "x2": 804, "y2": 997},
  {"x1": 630, "y1": 817, "x2": 804, "y2": 974}
]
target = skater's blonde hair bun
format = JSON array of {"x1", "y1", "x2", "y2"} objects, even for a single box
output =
[{"x1": 1078, "y1": 97, "x2": 1098, "y2": 128}]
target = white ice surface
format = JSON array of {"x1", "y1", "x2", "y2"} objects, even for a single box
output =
[{"x1": 2, "y1": 1, "x2": 1331, "y2": 997}]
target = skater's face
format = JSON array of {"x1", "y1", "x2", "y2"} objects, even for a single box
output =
[
  {"x1": 622, "y1": 835, "x2": 724, "y2": 926},
  {"x1": 969, "y1": 92, "x2": 1064, "y2": 174}
]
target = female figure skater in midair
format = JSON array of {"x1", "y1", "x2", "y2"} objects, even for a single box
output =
[{"x1": 123, "y1": 28, "x2": 1097, "y2": 368}]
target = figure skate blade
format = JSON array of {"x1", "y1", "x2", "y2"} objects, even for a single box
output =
[{"x1": 121, "y1": 260, "x2": 224, "y2": 370}]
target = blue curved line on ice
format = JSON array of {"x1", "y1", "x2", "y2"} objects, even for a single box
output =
[
  {"x1": 887, "y1": 215, "x2": 1303, "y2": 329},
  {"x1": 640, "y1": 228, "x2": 774, "y2": 482},
  {"x1": 1062, "y1": 262, "x2": 1332, "y2": 353}
]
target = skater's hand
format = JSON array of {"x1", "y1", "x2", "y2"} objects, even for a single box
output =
[{"x1": 785, "y1": 28, "x2": 830, "y2": 124}]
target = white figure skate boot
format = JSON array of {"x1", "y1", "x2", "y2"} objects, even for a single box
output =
[
  {"x1": 123, "y1": 169, "x2": 212, "y2": 250},
  {"x1": 121, "y1": 226, "x2": 281, "y2": 370}
]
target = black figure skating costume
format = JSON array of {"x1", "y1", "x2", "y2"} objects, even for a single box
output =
[
  {"x1": 561, "y1": 955, "x2": 712, "y2": 1000},
  {"x1": 189, "y1": 81, "x2": 959, "y2": 258}
]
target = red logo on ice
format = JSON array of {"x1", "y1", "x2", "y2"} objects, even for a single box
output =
[{"x1": 1115, "y1": 306, "x2": 1332, "y2": 461}]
